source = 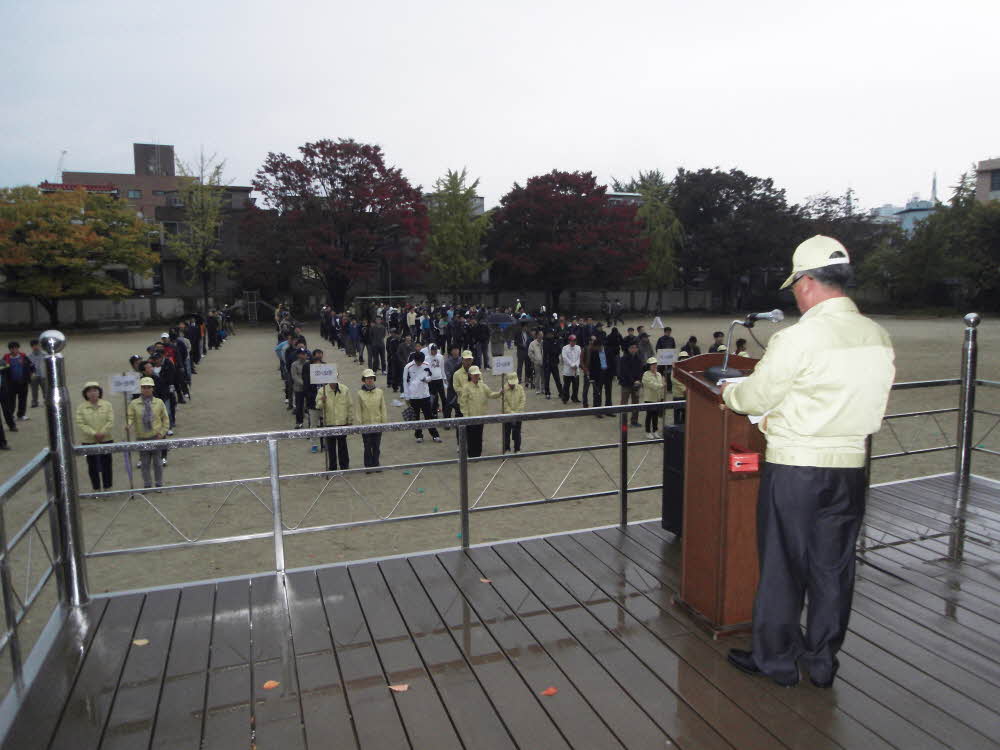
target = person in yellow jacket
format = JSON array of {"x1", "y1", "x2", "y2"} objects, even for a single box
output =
[
  {"x1": 458, "y1": 365, "x2": 493, "y2": 458},
  {"x1": 76, "y1": 381, "x2": 115, "y2": 490},
  {"x1": 356, "y1": 368, "x2": 387, "y2": 470},
  {"x1": 127, "y1": 377, "x2": 169, "y2": 489},
  {"x1": 490, "y1": 372, "x2": 525, "y2": 453},
  {"x1": 641, "y1": 357, "x2": 666, "y2": 439},
  {"x1": 316, "y1": 378, "x2": 353, "y2": 471},
  {"x1": 672, "y1": 350, "x2": 689, "y2": 425}
]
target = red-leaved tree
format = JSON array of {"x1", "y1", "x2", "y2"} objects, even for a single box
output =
[
  {"x1": 486, "y1": 170, "x2": 645, "y2": 310},
  {"x1": 252, "y1": 139, "x2": 428, "y2": 309}
]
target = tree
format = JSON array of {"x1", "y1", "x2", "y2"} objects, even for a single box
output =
[
  {"x1": 0, "y1": 186, "x2": 156, "y2": 324},
  {"x1": 860, "y1": 172, "x2": 1000, "y2": 309},
  {"x1": 167, "y1": 152, "x2": 229, "y2": 313},
  {"x1": 801, "y1": 189, "x2": 901, "y2": 270},
  {"x1": 611, "y1": 169, "x2": 669, "y2": 195},
  {"x1": 670, "y1": 168, "x2": 800, "y2": 310},
  {"x1": 252, "y1": 139, "x2": 428, "y2": 309},
  {"x1": 424, "y1": 168, "x2": 490, "y2": 298},
  {"x1": 487, "y1": 170, "x2": 644, "y2": 310}
]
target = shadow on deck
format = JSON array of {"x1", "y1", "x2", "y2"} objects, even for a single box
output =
[{"x1": 2, "y1": 474, "x2": 999, "y2": 750}]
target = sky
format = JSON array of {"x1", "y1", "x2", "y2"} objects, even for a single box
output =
[{"x1": 2, "y1": 0, "x2": 998, "y2": 212}]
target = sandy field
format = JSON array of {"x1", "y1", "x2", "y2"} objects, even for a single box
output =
[{"x1": 1, "y1": 311, "x2": 997, "y2": 611}]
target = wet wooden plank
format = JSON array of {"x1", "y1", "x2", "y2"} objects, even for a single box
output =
[
  {"x1": 250, "y1": 574, "x2": 305, "y2": 750},
  {"x1": 100, "y1": 589, "x2": 180, "y2": 750},
  {"x1": 604, "y1": 526, "x2": 945, "y2": 750},
  {"x1": 875, "y1": 481, "x2": 1000, "y2": 532},
  {"x1": 349, "y1": 563, "x2": 463, "y2": 750},
  {"x1": 467, "y1": 545, "x2": 673, "y2": 750},
  {"x1": 201, "y1": 580, "x2": 251, "y2": 748},
  {"x1": 148, "y1": 584, "x2": 214, "y2": 750},
  {"x1": 409, "y1": 555, "x2": 572, "y2": 750},
  {"x1": 558, "y1": 532, "x2": 844, "y2": 750},
  {"x1": 49, "y1": 594, "x2": 145, "y2": 750},
  {"x1": 434, "y1": 550, "x2": 627, "y2": 750},
  {"x1": 379, "y1": 557, "x2": 518, "y2": 750},
  {"x1": 538, "y1": 535, "x2": 790, "y2": 750},
  {"x1": 284, "y1": 571, "x2": 356, "y2": 750},
  {"x1": 316, "y1": 566, "x2": 408, "y2": 750},
  {"x1": 0, "y1": 599, "x2": 108, "y2": 750}
]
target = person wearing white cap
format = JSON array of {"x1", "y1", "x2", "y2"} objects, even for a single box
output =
[
  {"x1": 641, "y1": 357, "x2": 665, "y2": 439},
  {"x1": 403, "y1": 350, "x2": 441, "y2": 444},
  {"x1": 457, "y1": 365, "x2": 492, "y2": 457},
  {"x1": 316, "y1": 375, "x2": 353, "y2": 471},
  {"x1": 127, "y1": 377, "x2": 169, "y2": 489},
  {"x1": 76, "y1": 381, "x2": 115, "y2": 490},
  {"x1": 720, "y1": 235, "x2": 895, "y2": 689},
  {"x1": 492, "y1": 373, "x2": 525, "y2": 453},
  {"x1": 356, "y1": 369, "x2": 387, "y2": 469}
]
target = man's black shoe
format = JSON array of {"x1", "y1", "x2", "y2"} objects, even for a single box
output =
[
  {"x1": 727, "y1": 649, "x2": 761, "y2": 676},
  {"x1": 809, "y1": 675, "x2": 835, "y2": 688},
  {"x1": 727, "y1": 649, "x2": 798, "y2": 687}
]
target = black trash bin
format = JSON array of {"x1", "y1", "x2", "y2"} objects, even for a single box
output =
[{"x1": 662, "y1": 424, "x2": 685, "y2": 536}]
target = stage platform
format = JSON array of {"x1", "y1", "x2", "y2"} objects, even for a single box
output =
[{"x1": 2, "y1": 473, "x2": 999, "y2": 749}]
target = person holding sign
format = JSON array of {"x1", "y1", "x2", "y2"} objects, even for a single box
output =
[
  {"x1": 316, "y1": 376, "x2": 353, "y2": 471},
  {"x1": 127, "y1": 377, "x2": 169, "y2": 490},
  {"x1": 492, "y1": 373, "x2": 525, "y2": 453},
  {"x1": 641, "y1": 358, "x2": 666, "y2": 439},
  {"x1": 356, "y1": 369, "x2": 387, "y2": 470},
  {"x1": 76, "y1": 381, "x2": 115, "y2": 491},
  {"x1": 458, "y1": 365, "x2": 493, "y2": 458}
]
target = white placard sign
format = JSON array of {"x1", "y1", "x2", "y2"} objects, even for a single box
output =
[
  {"x1": 491, "y1": 356, "x2": 514, "y2": 375},
  {"x1": 656, "y1": 349, "x2": 677, "y2": 366},
  {"x1": 109, "y1": 373, "x2": 140, "y2": 394},
  {"x1": 310, "y1": 363, "x2": 338, "y2": 384}
]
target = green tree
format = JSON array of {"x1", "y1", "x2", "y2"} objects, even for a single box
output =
[
  {"x1": 631, "y1": 177, "x2": 682, "y2": 311},
  {"x1": 424, "y1": 168, "x2": 490, "y2": 297},
  {"x1": 0, "y1": 186, "x2": 156, "y2": 324},
  {"x1": 612, "y1": 169, "x2": 669, "y2": 195},
  {"x1": 167, "y1": 152, "x2": 229, "y2": 313}
]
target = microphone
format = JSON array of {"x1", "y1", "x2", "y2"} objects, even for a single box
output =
[{"x1": 744, "y1": 309, "x2": 784, "y2": 325}]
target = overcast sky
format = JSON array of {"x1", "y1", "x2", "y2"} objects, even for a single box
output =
[{"x1": 2, "y1": 0, "x2": 997, "y2": 212}]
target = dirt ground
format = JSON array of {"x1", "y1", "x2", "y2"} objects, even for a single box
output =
[{"x1": 1, "y1": 312, "x2": 998, "y2": 603}]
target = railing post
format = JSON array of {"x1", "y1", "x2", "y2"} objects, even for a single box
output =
[
  {"x1": 949, "y1": 312, "x2": 980, "y2": 562},
  {"x1": 0, "y1": 511, "x2": 23, "y2": 684},
  {"x1": 40, "y1": 331, "x2": 88, "y2": 607},
  {"x1": 619, "y1": 411, "x2": 629, "y2": 529},
  {"x1": 267, "y1": 439, "x2": 286, "y2": 573},
  {"x1": 458, "y1": 425, "x2": 470, "y2": 549}
]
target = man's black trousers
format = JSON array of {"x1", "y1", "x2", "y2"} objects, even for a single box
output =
[
  {"x1": 362, "y1": 433, "x2": 381, "y2": 467},
  {"x1": 325, "y1": 435, "x2": 349, "y2": 471},
  {"x1": 409, "y1": 397, "x2": 440, "y2": 439},
  {"x1": 751, "y1": 462, "x2": 866, "y2": 686}
]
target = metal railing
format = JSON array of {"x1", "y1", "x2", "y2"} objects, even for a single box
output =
[{"x1": 74, "y1": 402, "x2": 675, "y2": 568}]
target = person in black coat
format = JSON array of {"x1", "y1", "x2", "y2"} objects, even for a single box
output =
[
  {"x1": 541, "y1": 331, "x2": 562, "y2": 400},
  {"x1": 655, "y1": 326, "x2": 676, "y2": 390},
  {"x1": 617, "y1": 341, "x2": 644, "y2": 426}
]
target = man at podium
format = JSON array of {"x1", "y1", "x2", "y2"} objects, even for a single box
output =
[{"x1": 719, "y1": 236, "x2": 895, "y2": 688}]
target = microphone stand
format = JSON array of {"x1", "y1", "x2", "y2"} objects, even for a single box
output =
[{"x1": 705, "y1": 319, "x2": 749, "y2": 384}]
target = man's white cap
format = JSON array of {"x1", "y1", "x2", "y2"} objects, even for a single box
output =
[{"x1": 780, "y1": 235, "x2": 850, "y2": 290}]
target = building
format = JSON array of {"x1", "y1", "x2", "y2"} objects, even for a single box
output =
[
  {"x1": 894, "y1": 196, "x2": 938, "y2": 235},
  {"x1": 606, "y1": 191, "x2": 643, "y2": 207},
  {"x1": 975, "y1": 158, "x2": 1000, "y2": 203},
  {"x1": 59, "y1": 143, "x2": 253, "y2": 306}
]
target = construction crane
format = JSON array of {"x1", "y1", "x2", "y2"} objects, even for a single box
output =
[{"x1": 55, "y1": 149, "x2": 68, "y2": 183}]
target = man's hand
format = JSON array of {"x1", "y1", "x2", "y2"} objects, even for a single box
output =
[{"x1": 719, "y1": 381, "x2": 731, "y2": 395}]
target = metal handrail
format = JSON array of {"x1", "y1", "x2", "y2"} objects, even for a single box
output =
[{"x1": 74, "y1": 400, "x2": 682, "y2": 455}]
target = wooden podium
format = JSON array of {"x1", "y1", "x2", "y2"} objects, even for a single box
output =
[{"x1": 671, "y1": 352, "x2": 765, "y2": 637}]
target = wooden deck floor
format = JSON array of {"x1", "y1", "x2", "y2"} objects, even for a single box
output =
[{"x1": 2, "y1": 474, "x2": 999, "y2": 749}]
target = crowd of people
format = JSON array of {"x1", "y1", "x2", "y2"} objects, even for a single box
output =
[
  {"x1": 269, "y1": 298, "x2": 723, "y2": 470},
  {"x1": 0, "y1": 310, "x2": 235, "y2": 491}
]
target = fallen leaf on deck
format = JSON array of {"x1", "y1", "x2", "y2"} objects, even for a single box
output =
[
  {"x1": 540, "y1": 686, "x2": 559, "y2": 696},
  {"x1": 388, "y1": 683, "x2": 409, "y2": 692},
  {"x1": 262, "y1": 680, "x2": 280, "y2": 690},
  {"x1": 132, "y1": 638, "x2": 149, "y2": 646},
  {"x1": 480, "y1": 578, "x2": 492, "y2": 584}
]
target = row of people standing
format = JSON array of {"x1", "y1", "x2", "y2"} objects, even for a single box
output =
[{"x1": 74, "y1": 317, "x2": 220, "y2": 492}]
